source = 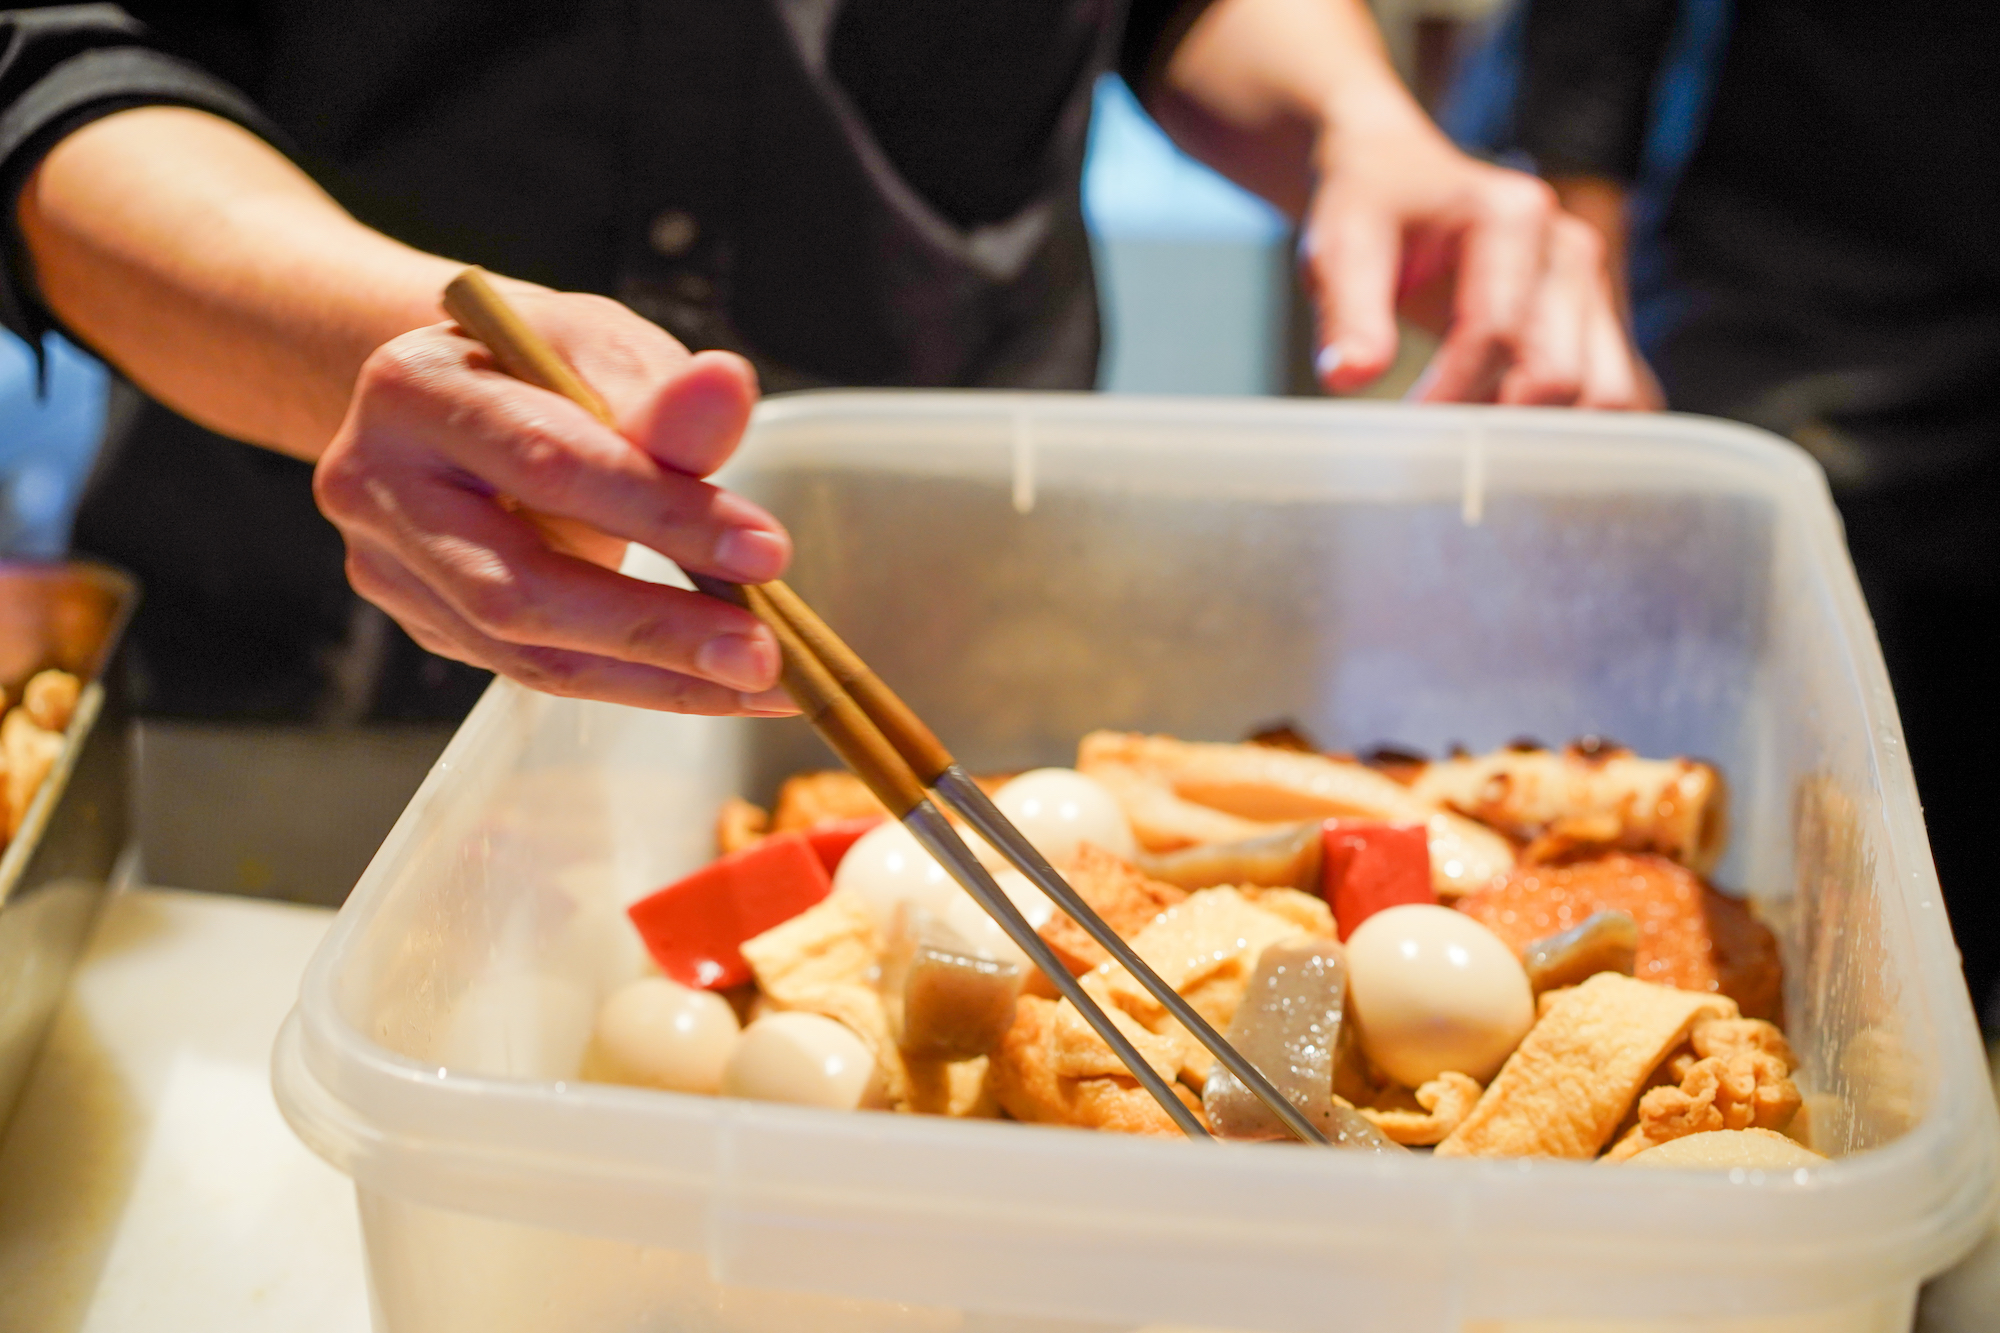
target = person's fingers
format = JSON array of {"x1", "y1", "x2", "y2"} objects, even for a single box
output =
[
  {"x1": 1304, "y1": 199, "x2": 1403, "y2": 392},
  {"x1": 495, "y1": 294, "x2": 760, "y2": 480},
  {"x1": 1419, "y1": 174, "x2": 1558, "y2": 404},
  {"x1": 1496, "y1": 215, "x2": 1597, "y2": 407},
  {"x1": 1577, "y1": 291, "x2": 1661, "y2": 410},
  {"x1": 332, "y1": 331, "x2": 791, "y2": 584},
  {"x1": 344, "y1": 545, "x2": 799, "y2": 716},
  {"x1": 349, "y1": 468, "x2": 788, "y2": 690}
]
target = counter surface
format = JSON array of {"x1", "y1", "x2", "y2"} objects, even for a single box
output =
[
  {"x1": 0, "y1": 887, "x2": 367, "y2": 1333},
  {"x1": 0, "y1": 886, "x2": 1993, "y2": 1333}
]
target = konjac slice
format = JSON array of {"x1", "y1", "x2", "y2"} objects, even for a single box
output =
[
  {"x1": 1522, "y1": 909, "x2": 1639, "y2": 995},
  {"x1": 883, "y1": 905, "x2": 1023, "y2": 1062},
  {"x1": 1201, "y1": 937, "x2": 1403, "y2": 1152}
]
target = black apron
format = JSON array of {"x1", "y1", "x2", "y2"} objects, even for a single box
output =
[{"x1": 73, "y1": 0, "x2": 1121, "y2": 721}]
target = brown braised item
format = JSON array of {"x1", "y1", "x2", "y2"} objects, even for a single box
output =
[
  {"x1": 1406, "y1": 741, "x2": 1728, "y2": 874},
  {"x1": 1455, "y1": 854, "x2": 1782, "y2": 1021},
  {"x1": 1522, "y1": 910, "x2": 1640, "y2": 995},
  {"x1": 1202, "y1": 937, "x2": 1400, "y2": 1151},
  {"x1": 990, "y1": 995, "x2": 1202, "y2": 1137},
  {"x1": 883, "y1": 904, "x2": 1023, "y2": 1062}
]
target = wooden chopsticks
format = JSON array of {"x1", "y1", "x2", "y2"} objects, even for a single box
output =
[{"x1": 441, "y1": 267, "x2": 1327, "y2": 1145}]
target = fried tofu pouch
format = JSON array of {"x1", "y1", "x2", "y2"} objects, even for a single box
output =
[
  {"x1": 1095, "y1": 887, "x2": 1308, "y2": 1084},
  {"x1": 772, "y1": 770, "x2": 886, "y2": 830},
  {"x1": 1077, "y1": 731, "x2": 1514, "y2": 895},
  {"x1": 1436, "y1": 972, "x2": 1738, "y2": 1159},
  {"x1": 2, "y1": 706, "x2": 63, "y2": 838},
  {"x1": 992, "y1": 887, "x2": 1306, "y2": 1131},
  {"x1": 1357, "y1": 1072, "x2": 1483, "y2": 1146},
  {"x1": 742, "y1": 891, "x2": 1007, "y2": 1119},
  {"x1": 740, "y1": 892, "x2": 912, "y2": 1108},
  {"x1": 1033, "y1": 843, "x2": 1189, "y2": 982},
  {"x1": 991, "y1": 996, "x2": 1201, "y2": 1136}
]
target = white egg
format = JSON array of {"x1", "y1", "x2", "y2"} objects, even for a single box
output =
[
  {"x1": 832, "y1": 813, "x2": 1057, "y2": 961},
  {"x1": 1345, "y1": 904, "x2": 1535, "y2": 1087},
  {"x1": 832, "y1": 820, "x2": 961, "y2": 930},
  {"x1": 992, "y1": 768, "x2": 1138, "y2": 863},
  {"x1": 588, "y1": 977, "x2": 740, "y2": 1094},
  {"x1": 938, "y1": 882, "x2": 1035, "y2": 974},
  {"x1": 722, "y1": 1011, "x2": 882, "y2": 1109}
]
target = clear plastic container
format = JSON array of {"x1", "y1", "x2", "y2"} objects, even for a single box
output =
[{"x1": 274, "y1": 394, "x2": 2000, "y2": 1333}]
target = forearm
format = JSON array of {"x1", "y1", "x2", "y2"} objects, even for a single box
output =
[
  {"x1": 16, "y1": 106, "x2": 462, "y2": 460},
  {"x1": 1143, "y1": 0, "x2": 1435, "y2": 216}
]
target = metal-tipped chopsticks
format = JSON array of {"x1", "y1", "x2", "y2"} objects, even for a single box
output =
[{"x1": 441, "y1": 267, "x2": 1326, "y2": 1145}]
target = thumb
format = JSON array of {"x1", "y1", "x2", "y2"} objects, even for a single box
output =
[
  {"x1": 626, "y1": 349, "x2": 761, "y2": 480},
  {"x1": 1304, "y1": 200, "x2": 1402, "y2": 393}
]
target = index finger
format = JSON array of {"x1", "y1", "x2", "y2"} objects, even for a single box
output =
[{"x1": 1418, "y1": 179, "x2": 1554, "y2": 403}]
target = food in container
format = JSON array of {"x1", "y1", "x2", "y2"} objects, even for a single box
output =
[{"x1": 590, "y1": 732, "x2": 1805, "y2": 1176}]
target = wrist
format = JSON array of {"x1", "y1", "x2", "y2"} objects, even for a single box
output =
[{"x1": 1311, "y1": 75, "x2": 1441, "y2": 165}]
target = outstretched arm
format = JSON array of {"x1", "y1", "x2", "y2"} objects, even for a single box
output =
[
  {"x1": 17, "y1": 107, "x2": 794, "y2": 714},
  {"x1": 1136, "y1": 0, "x2": 1656, "y2": 407}
]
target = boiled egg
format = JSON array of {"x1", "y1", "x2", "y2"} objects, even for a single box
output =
[
  {"x1": 587, "y1": 977, "x2": 740, "y2": 1094},
  {"x1": 832, "y1": 815, "x2": 1054, "y2": 953},
  {"x1": 722, "y1": 1011, "x2": 883, "y2": 1109},
  {"x1": 991, "y1": 768, "x2": 1138, "y2": 863},
  {"x1": 1345, "y1": 904, "x2": 1534, "y2": 1087},
  {"x1": 832, "y1": 820, "x2": 961, "y2": 929}
]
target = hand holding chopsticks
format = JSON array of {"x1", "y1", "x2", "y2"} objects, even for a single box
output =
[{"x1": 441, "y1": 267, "x2": 1328, "y2": 1145}]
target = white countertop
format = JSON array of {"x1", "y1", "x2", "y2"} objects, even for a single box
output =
[
  {"x1": 0, "y1": 886, "x2": 1994, "y2": 1333},
  {"x1": 0, "y1": 887, "x2": 368, "y2": 1333}
]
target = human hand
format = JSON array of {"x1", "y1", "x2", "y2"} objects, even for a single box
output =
[
  {"x1": 1302, "y1": 115, "x2": 1660, "y2": 408},
  {"x1": 314, "y1": 286, "x2": 799, "y2": 715}
]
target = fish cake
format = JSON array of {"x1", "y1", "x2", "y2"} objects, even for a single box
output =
[{"x1": 1455, "y1": 854, "x2": 1782, "y2": 1021}]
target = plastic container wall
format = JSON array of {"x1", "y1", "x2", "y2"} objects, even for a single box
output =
[{"x1": 275, "y1": 396, "x2": 2000, "y2": 1333}]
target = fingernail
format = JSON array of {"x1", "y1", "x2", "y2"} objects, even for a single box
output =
[
  {"x1": 1315, "y1": 345, "x2": 1344, "y2": 382},
  {"x1": 738, "y1": 687, "x2": 799, "y2": 716},
  {"x1": 713, "y1": 527, "x2": 787, "y2": 582},
  {"x1": 695, "y1": 631, "x2": 777, "y2": 691}
]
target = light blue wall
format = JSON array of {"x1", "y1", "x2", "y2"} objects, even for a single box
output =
[
  {"x1": 0, "y1": 332, "x2": 107, "y2": 557},
  {"x1": 1082, "y1": 77, "x2": 1292, "y2": 396}
]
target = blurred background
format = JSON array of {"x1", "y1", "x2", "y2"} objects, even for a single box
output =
[
  {"x1": 0, "y1": 0, "x2": 1521, "y2": 906},
  {"x1": 1, "y1": 3, "x2": 1990, "y2": 1055}
]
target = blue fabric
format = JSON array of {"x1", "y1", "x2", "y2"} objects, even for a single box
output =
[
  {"x1": 1439, "y1": 0, "x2": 1734, "y2": 359},
  {"x1": 0, "y1": 329, "x2": 105, "y2": 555}
]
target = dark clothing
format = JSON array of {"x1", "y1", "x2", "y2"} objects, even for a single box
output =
[
  {"x1": 0, "y1": 1, "x2": 1202, "y2": 722},
  {"x1": 1517, "y1": 0, "x2": 2000, "y2": 491},
  {"x1": 1513, "y1": 0, "x2": 2000, "y2": 1020}
]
